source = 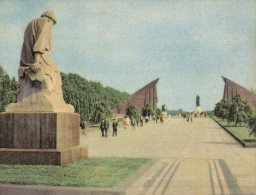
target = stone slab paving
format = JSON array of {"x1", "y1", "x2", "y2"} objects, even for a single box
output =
[{"x1": 82, "y1": 118, "x2": 256, "y2": 195}]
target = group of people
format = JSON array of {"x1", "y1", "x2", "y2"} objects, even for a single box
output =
[
  {"x1": 155, "y1": 115, "x2": 165, "y2": 123},
  {"x1": 99, "y1": 114, "x2": 169, "y2": 138},
  {"x1": 123, "y1": 116, "x2": 144, "y2": 130},
  {"x1": 100, "y1": 119, "x2": 118, "y2": 137},
  {"x1": 186, "y1": 113, "x2": 193, "y2": 123},
  {"x1": 100, "y1": 115, "x2": 146, "y2": 137}
]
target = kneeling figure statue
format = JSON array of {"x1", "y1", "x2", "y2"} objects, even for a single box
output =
[{"x1": 6, "y1": 11, "x2": 74, "y2": 113}]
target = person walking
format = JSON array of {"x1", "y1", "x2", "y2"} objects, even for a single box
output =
[
  {"x1": 100, "y1": 120, "x2": 105, "y2": 137},
  {"x1": 186, "y1": 113, "x2": 190, "y2": 122},
  {"x1": 140, "y1": 116, "x2": 144, "y2": 127},
  {"x1": 104, "y1": 119, "x2": 109, "y2": 137},
  {"x1": 112, "y1": 119, "x2": 118, "y2": 137},
  {"x1": 145, "y1": 115, "x2": 149, "y2": 123},
  {"x1": 123, "y1": 116, "x2": 129, "y2": 129},
  {"x1": 131, "y1": 117, "x2": 136, "y2": 130}
]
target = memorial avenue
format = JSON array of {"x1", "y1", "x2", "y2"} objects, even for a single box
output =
[{"x1": 83, "y1": 118, "x2": 256, "y2": 195}]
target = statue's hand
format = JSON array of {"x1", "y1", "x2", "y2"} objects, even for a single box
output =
[{"x1": 30, "y1": 62, "x2": 41, "y2": 73}]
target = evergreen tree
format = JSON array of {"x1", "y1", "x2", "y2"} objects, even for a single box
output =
[
  {"x1": 161, "y1": 104, "x2": 166, "y2": 112},
  {"x1": 0, "y1": 66, "x2": 18, "y2": 112},
  {"x1": 90, "y1": 101, "x2": 112, "y2": 124},
  {"x1": 214, "y1": 99, "x2": 230, "y2": 120},
  {"x1": 248, "y1": 115, "x2": 256, "y2": 137},
  {"x1": 126, "y1": 105, "x2": 140, "y2": 120},
  {"x1": 61, "y1": 72, "x2": 129, "y2": 126},
  {"x1": 155, "y1": 108, "x2": 162, "y2": 118},
  {"x1": 227, "y1": 95, "x2": 253, "y2": 126}
]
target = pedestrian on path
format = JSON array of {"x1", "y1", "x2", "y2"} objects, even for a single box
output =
[
  {"x1": 140, "y1": 116, "x2": 144, "y2": 127},
  {"x1": 123, "y1": 116, "x2": 129, "y2": 129},
  {"x1": 112, "y1": 118, "x2": 118, "y2": 137},
  {"x1": 100, "y1": 120, "x2": 105, "y2": 137},
  {"x1": 186, "y1": 113, "x2": 190, "y2": 122},
  {"x1": 104, "y1": 119, "x2": 109, "y2": 137},
  {"x1": 145, "y1": 115, "x2": 149, "y2": 123},
  {"x1": 131, "y1": 117, "x2": 136, "y2": 130}
]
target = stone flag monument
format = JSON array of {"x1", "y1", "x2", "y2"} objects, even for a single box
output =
[{"x1": 0, "y1": 11, "x2": 88, "y2": 165}]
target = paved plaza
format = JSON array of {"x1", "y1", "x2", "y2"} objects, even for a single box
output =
[{"x1": 82, "y1": 118, "x2": 256, "y2": 195}]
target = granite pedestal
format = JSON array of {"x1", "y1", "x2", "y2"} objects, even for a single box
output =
[{"x1": 0, "y1": 112, "x2": 88, "y2": 165}]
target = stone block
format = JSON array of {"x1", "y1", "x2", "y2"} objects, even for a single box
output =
[
  {"x1": 0, "y1": 112, "x2": 88, "y2": 165},
  {"x1": 0, "y1": 113, "x2": 80, "y2": 149},
  {"x1": 0, "y1": 146, "x2": 88, "y2": 165}
]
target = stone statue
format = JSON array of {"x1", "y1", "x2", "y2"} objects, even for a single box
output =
[
  {"x1": 196, "y1": 95, "x2": 200, "y2": 107},
  {"x1": 6, "y1": 11, "x2": 74, "y2": 113}
]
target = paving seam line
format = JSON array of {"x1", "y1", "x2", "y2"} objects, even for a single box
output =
[
  {"x1": 125, "y1": 160, "x2": 167, "y2": 195},
  {"x1": 208, "y1": 161, "x2": 216, "y2": 195},
  {"x1": 119, "y1": 159, "x2": 157, "y2": 190},
  {"x1": 209, "y1": 160, "x2": 221, "y2": 195},
  {"x1": 143, "y1": 162, "x2": 168, "y2": 189},
  {"x1": 159, "y1": 161, "x2": 180, "y2": 195},
  {"x1": 214, "y1": 159, "x2": 231, "y2": 195},
  {"x1": 145, "y1": 160, "x2": 177, "y2": 195}
]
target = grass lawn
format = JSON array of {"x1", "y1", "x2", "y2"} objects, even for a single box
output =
[
  {"x1": 0, "y1": 157, "x2": 149, "y2": 187},
  {"x1": 212, "y1": 116, "x2": 256, "y2": 144}
]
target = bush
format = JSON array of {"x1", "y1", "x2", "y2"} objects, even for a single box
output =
[{"x1": 248, "y1": 115, "x2": 256, "y2": 137}]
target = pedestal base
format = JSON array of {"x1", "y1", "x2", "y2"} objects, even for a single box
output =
[
  {"x1": 0, "y1": 112, "x2": 88, "y2": 165},
  {"x1": 0, "y1": 146, "x2": 88, "y2": 165}
]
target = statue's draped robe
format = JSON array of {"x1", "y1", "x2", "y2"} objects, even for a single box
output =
[
  {"x1": 5, "y1": 17, "x2": 74, "y2": 112},
  {"x1": 17, "y1": 17, "x2": 63, "y2": 103},
  {"x1": 21, "y1": 17, "x2": 52, "y2": 67}
]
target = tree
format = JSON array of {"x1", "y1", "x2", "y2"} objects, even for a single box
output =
[
  {"x1": 126, "y1": 105, "x2": 139, "y2": 120},
  {"x1": 0, "y1": 66, "x2": 18, "y2": 112},
  {"x1": 89, "y1": 102, "x2": 112, "y2": 124},
  {"x1": 214, "y1": 99, "x2": 230, "y2": 120},
  {"x1": 227, "y1": 95, "x2": 252, "y2": 126},
  {"x1": 61, "y1": 72, "x2": 129, "y2": 126},
  {"x1": 155, "y1": 108, "x2": 162, "y2": 118},
  {"x1": 161, "y1": 104, "x2": 166, "y2": 112},
  {"x1": 248, "y1": 115, "x2": 256, "y2": 137}
]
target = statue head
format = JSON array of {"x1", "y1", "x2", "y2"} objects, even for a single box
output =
[{"x1": 41, "y1": 10, "x2": 57, "y2": 24}]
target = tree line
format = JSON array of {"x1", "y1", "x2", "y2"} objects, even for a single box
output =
[
  {"x1": 0, "y1": 66, "x2": 18, "y2": 112},
  {"x1": 61, "y1": 73, "x2": 129, "y2": 125},
  {"x1": 214, "y1": 95, "x2": 256, "y2": 137},
  {"x1": 0, "y1": 66, "x2": 129, "y2": 126}
]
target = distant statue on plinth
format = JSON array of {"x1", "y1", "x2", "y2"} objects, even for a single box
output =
[
  {"x1": 196, "y1": 95, "x2": 200, "y2": 107},
  {"x1": 195, "y1": 95, "x2": 202, "y2": 115},
  {"x1": 6, "y1": 11, "x2": 74, "y2": 113}
]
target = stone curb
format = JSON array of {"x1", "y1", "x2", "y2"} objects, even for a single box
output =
[
  {"x1": 211, "y1": 117, "x2": 256, "y2": 148},
  {"x1": 0, "y1": 184, "x2": 125, "y2": 195}
]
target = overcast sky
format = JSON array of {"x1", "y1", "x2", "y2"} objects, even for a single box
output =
[{"x1": 0, "y1": 0, "x2": 256, "y2": 111}]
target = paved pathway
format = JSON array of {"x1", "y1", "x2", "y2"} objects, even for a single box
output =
[{"x1": 82, "y1": 118, "x2": 256, "y2": 195}]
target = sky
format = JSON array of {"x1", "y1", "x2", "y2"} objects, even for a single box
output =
[{"x1": 0, "y1": 0, "x2": 256, "y2": 111}]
